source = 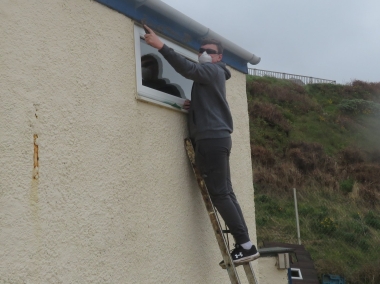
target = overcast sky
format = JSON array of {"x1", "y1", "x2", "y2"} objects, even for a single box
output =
[{"x1": 161, "y1": 0, "x2": 380, "y2": 84}]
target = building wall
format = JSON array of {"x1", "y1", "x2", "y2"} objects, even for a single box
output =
[
  {"x1": 258, "y1": 257, "x2": 289, "y2": 284},
  {"x1": 1, "y1": 0, "x2": 258, "y2": 283}
]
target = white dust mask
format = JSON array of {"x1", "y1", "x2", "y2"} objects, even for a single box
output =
[{"x1": 198, "y1": 51, "x2": 212, "y2": 64}]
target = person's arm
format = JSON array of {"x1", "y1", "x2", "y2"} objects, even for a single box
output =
[
  {"x1": 143, "y1": 25, "x2": 217, "y2": 84},
  {"x1": 143, "y1": 25, "x2": 164, "y2": 50}
]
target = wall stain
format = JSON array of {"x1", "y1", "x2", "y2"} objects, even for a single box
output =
[
  {"x1": 33, "y1": 134, "x2": 39, "y2": 179},
  {"x1": 31, "y1": 104, "x2": 41, "y2": 217},
  {"x1": 30, "y1": 105, "x2": 42, "y2": 282}
]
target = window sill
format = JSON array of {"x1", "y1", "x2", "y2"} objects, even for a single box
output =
[{"x1": 136, "y1": 95, "x2": 188, "y2": 113}]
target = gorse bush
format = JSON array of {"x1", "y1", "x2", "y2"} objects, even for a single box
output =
[{"x1": 313, "y1": 216, "x2": 337, "y2": 234}]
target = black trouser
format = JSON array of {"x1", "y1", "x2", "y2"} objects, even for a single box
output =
[{"x1": 195, "y1": 137, "x2": 250, "y2": 244}]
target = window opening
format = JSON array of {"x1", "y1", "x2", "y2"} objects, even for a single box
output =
[{"x1": 134, "y1": 25, "x2": 197, "y2": 110}]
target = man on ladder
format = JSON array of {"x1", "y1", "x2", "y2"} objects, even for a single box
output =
[{"x1": 144, "y1": 25, "x2": 260, "y2": 266}]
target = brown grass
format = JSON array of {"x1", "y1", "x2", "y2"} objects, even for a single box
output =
[
  {"x1": 247, "y1": 80, "x2": 270, "y2": 96},
  {"x1": 286, "y1": 142, "x2": 336, "y2": 174},
  {"x1": 253, "y1": 162, "x2": 303, "y2": 193},
  {"x1": 309, "y1": 169, "x2": 339, "y2": 190},
  {"x1": 251, "y1": 144, "x2": 276, "y2": 166},
  {"x1": 340, "y1": 80, "x2": 380, "y2": 101},
  {"x1": 252, "y1": 140, "x2": 380, "y2": 205},
  {"x1": 247, "y1": 80, "x2": 320, "y2": 114},
  {"x1": 359, "y1": 184, "x2": 380, "y2": 206},
  {"x1": 348, "y1": 163, "x2": 380, "y2": 183},
  {"x1": 350, "y1": 259, "x2": 380, "y2": 284},
  {"x1": 335, "y1": 115, "x2": 356, "y2": 130},
  {"x1": 338, "y1": 147, "x2": 365, "y2": 165},
  {"x1": 368, "y1": 150, "x2": 380, "y2": 164},
  {"x1": 248, "y1": 101, "x2": 291, "y2": 133},
  {"x1": 351, "y1": 80, "x2": 380, "y2": 99}
]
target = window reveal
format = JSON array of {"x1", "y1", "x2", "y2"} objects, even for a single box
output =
[{"x1": 134, "y1": 25, "x2": 197, "y2": 110}]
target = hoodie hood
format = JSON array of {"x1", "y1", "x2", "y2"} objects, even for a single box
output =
[{"x1": 216, "y1": 61, "x2": 231, "y2": 80}]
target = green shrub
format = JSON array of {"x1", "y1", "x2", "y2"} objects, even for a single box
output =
[
  {"x1": 342, "y1": 232, "x2": 356, "y2": 243},
  {"x1": 364, "y1": 211, "x2": 380, "y2": 230},
  {"x1": 358, "y1": 239, "x2": 370, "y2": 251},
  {"x1": 341, "y1": 220, "x2": 370, "y2": 237},
  {"x1": 255, "y1": 194, "x2": 271, "y2": 203},
  {"x1": 298, "y1": 204, "x2": 316, "y2": 216},
  {"x1": 351, "y1": 212, "x2": 362, "y2": 220},
  {"x1": 255, "y1": 194, "x2": 279, "y2": 215},
  {"x1": 256, "y1": 216, "x2": 271, "y2": 226},
  {"x1": 340, "y1": 178, "x2": 354, "y2": 194},
  {"x1": 314, "y1": 206, "x2": 329, "y2": 220},
  {"x1": 338, "y1": 99, "x2": 380, "y2": 115}
]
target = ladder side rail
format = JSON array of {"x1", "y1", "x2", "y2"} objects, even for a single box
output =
[{"x1": 243, "y1": 263, "x2": 259, "y2": 284}]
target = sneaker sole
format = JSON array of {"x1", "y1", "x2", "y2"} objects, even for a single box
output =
[
  {"x1": 219, "y1": 252, "x2": 260, "y2": 269},
  {"x1": 233, "y1": 252, "x2": 260, "y2": 264}
]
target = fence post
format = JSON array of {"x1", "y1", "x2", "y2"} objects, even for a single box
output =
[{"x1": 293, "y1": 188, "x2": 301, "y2": 245}]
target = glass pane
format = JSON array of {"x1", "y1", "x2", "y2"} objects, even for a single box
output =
[{"x1": 140, "y1": 38, "x2": 193, "y2": 99}]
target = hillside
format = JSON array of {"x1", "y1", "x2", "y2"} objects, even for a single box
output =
[{"x1": 247, "y1": 76, "x2": 380, "y2": 283}]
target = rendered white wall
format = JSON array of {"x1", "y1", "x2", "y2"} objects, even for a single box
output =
[
  {"x1": 258, "y1": 257, "x2": 289, "y2": 284},
  {"x1": 1, "y1": 0, "x2": 259, "y2": 283}
]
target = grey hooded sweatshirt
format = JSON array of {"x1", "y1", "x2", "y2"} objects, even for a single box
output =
[{"x1": 159, "y1": 44, "x2": 233, "y2": 141}]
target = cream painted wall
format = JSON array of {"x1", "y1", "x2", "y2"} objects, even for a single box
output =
[
  {"x1": 257, "y1": 257, "x2": 289, "y2": 284},
  {"x1": 1, "y1": 0, "x2": 259, "y2": 283}
]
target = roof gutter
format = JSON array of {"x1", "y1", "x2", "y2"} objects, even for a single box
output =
[{"x1": 137, "y1": 0, "x2": 261, "y2": 65}]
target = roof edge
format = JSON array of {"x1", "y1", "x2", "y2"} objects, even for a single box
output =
[
  {"x1": 95, "y1": 0, "x2": 261, "y2": 73},
  {"x1": 143, "y1": 0, "x2": 261, "y2": 65}
]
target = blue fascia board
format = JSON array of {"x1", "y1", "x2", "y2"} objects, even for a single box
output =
[{"x1": 95, "y1": 0, "x2": 248, "y2": 73}]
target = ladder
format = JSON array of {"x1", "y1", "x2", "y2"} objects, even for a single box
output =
[{"x1": 184, "y1": 138, "x2": 259, "y2": 284}]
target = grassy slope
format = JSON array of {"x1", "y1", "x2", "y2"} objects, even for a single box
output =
[{"x1": 247, "y1": 76, "x2": 380, "y2": 283}]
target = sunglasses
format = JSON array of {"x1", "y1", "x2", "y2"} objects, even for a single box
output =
[{"x1": 199, "y1": 48, "x2": 219, "y2": 55}]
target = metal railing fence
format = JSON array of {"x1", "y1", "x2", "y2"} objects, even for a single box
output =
[{"x1": 248, "y1": 68, "x2": 336, "y2": 85}]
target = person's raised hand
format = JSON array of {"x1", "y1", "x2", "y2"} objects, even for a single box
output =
[{"x1": 143, "y1": 25, "x2": 164, "y2": 50}]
